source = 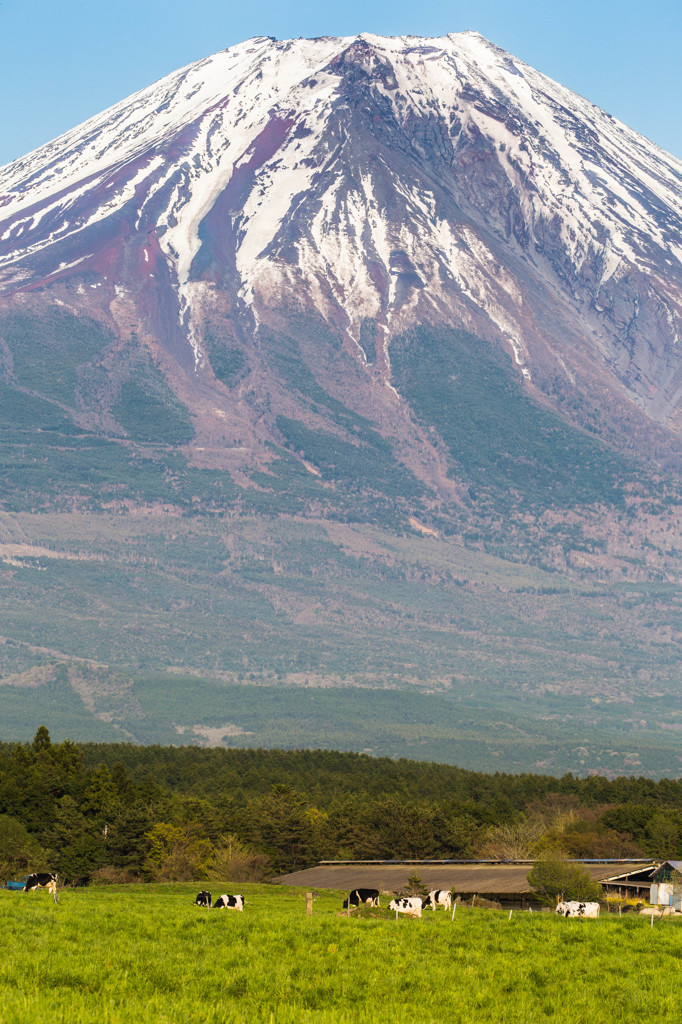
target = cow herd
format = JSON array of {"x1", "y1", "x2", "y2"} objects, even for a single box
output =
[
  {"x1": 336, "y1": 891, "x2": 598, "y2": 919},
  {"x1": 193, "y1": 887, "x2": 456, "y2": 919},
  {"x1": 386, "y1": 890, "x2": 454, "y2": 918},
  {"x1": 17, "y1": 874, "x2": 603, "y2": 920},
  {"x1": 339, "y1": 888, "x2": 453, "y2": 916},
  {"x1": 191, "y1": 887, "x2": 606, "y2": 920},
  {"x1": 193, "y1": 891, "x2": 245, "y2": 911}
]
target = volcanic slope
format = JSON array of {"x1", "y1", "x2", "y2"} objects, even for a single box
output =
[{"x1": 0, "y1": 34, "x2": 681, "y2": 772}]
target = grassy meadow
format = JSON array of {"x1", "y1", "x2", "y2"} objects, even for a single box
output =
[{"x1": 1, "y1": 883, "x2": 681, "y2": 1023}]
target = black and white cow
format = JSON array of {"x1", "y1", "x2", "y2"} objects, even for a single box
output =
[
  {"x1": 388, "y1": 897, "x2": 422, "y2": 918},
  {"x1": 342, "y1": 888, "x2": 380, "y2": 909},
  {"x1": 555, "y1": 900, "x2": 600, "y2": 918},
  {"x1": 194, "y1": 890, "x2": 212, "y2": 908},
  {"x1": 422, "y1": 889, "x2": 452, "y2": 911},
  {"x1": 213, "y1": 894, "x2": 245, "y2": 911},
  {"x1": 24, "y1": 872, "x2": 58, "y2": 898}
]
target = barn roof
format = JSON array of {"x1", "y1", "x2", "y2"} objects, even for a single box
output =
[
  {"x1": 276, "y1": 860, "x2": 657, "y2": 894},
  {"x1": 652, "y1": 861, "x2": 682, "y2": 881}
]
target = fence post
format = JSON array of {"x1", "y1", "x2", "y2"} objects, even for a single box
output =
[{"x1": 306, "y1": 892, "x2": 313, "y2": 917}]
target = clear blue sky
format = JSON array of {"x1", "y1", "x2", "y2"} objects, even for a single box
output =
[{"x1": 2, "y1": 0, "x2": 681, "y2": 166}]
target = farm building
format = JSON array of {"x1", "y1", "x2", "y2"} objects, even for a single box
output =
[
  {"x1": 277, "y1": 860, "x2": 658, "y2": 907},
  {"x1": 650, "y1": 861, "x2": 682, "y2": 908}
]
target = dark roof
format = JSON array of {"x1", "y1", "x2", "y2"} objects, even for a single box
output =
[
  {"x1": 652, "y1": 861, "x2": 682, "y2": 881},
  {"x1": 276, "y1": 860, "x2": 657, "y2": 894}
]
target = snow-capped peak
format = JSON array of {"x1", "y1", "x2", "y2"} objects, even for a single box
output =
[{"x1": 1, "y1": 33, "x2": 682, "y2": 422}]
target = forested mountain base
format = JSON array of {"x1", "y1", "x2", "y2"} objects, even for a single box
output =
[
  {"x1": 1, "y1": 729, "x2": 681, "y2": 884},
  {"x1": 2, "y1": 511, "x2": 682, "y2": 777}
]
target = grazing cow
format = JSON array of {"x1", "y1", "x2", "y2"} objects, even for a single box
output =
[
  {"x1": 555, "y1": 900, "x2": 600, "y2": 918},
  {"x1": 213, "y1": 894, "x2": 244, "y2": 911},
  {"x1": 342, "y1": 888, "x2": 380, "y2": 909},
  {"x1": 194, "y1": 890, "x2": 212, "y2": 908},
  {"x1": 24, "y1": 873, "x2": 58, "y2": 898},
  {"x1": 422, "y1": 889, "x2": 452, "y2": 911},
  {"x1": 388, "y1": 897, "x2": 422, "y2": 918}
]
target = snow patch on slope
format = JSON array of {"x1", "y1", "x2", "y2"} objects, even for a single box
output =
[{"x1": 1, "y1": 29, "x2": 682, "y2": 392}]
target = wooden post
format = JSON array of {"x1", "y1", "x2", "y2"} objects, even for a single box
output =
[
  {"x1": 651, "y1": 912, "x2": 655, "y2": 928},
  {"x1": 306, "y1": 892, "x2": 313, "y2": 917}
]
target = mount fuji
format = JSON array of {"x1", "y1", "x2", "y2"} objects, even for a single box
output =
[{"x1": 1, "y1": 34, "x2": 682, "y2": 769}]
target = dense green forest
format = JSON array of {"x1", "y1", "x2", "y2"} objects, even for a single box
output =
[{"x1": 1, "y1": 729, "x2": 681, "y2": 884}]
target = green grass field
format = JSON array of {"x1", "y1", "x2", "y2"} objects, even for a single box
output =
[{"x1": 1, "y1": 883, "x2": 681, "y2": 1023}]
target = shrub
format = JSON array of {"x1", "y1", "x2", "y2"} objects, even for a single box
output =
[
  {"x1": 401, "y1": 872, "x2": 429, "y2": 898},
  {"x1": 89, "y1": 866, "x2": 141, "y2": 885}
]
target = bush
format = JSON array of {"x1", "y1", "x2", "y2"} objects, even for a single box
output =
[
  {"x1": 401, "y1": 872, "x2": 430, "y2": 898},
  {"x1": 89, "y1": 866, "x2": 141, "y2": 885}
]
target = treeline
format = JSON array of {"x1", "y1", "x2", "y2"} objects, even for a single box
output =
[{"x1": 2, "y1": 729, "x2": 682, "y2": 885}]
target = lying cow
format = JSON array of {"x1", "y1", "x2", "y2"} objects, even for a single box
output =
[
  {"x1": 423, "y1": 889, "x2": 452, "y2": 911},
  {"x1": 388, "y1": 897, "x2": 422, "y2": 918},
  {"x1": 555, "y1": 900, "x2": 600, "y2": 918},
  {"x1": 194, "y1": 890, "x2": 212, "y2": 908},
  {"x1": 342, "y1": 888, "x2": 380, "y2": 909},
  {"x1": 24, "y1": 872, "x2": 58, "y2": 899},
  {"x1": 213, "y1": 894, "x2": 244, "y2": 911}
]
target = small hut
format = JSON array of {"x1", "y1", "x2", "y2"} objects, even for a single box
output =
[{"x1": 650, "y1": 861, "x2": 682, "y2": 908}]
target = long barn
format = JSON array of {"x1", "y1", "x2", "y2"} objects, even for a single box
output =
[{"x1": 277, "y1": 860, "x2": 657, "y2": 908}]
